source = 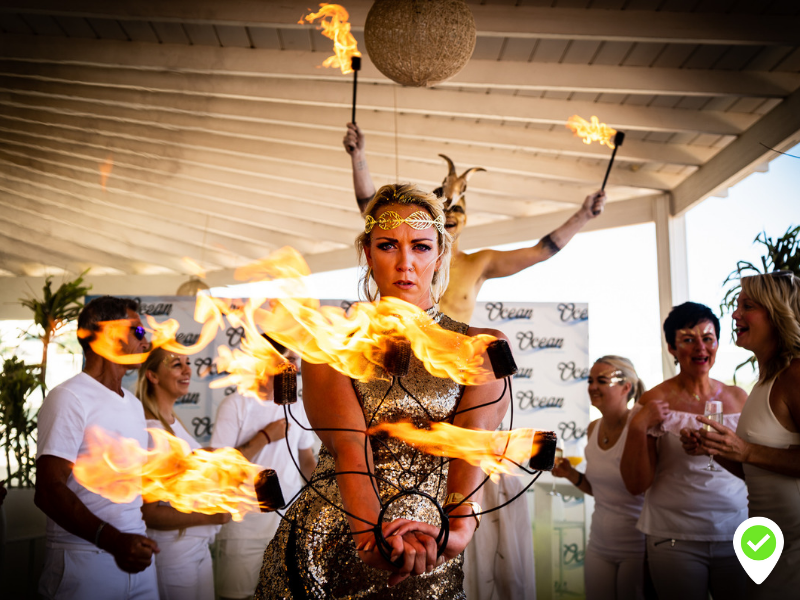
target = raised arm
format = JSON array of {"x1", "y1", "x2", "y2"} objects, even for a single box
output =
[
  {"x1": 620, "y1": 395, "x2": 668, "y2": 495},
  {"x1": 482, "y1": 190, "x2": 606, "y2": 280},
  {"x1": 343, "y1": 123, "x2": 377, "y2": 214},
  {"x1": 35, "y1": 455, "x2": 159, "y2": 573}
]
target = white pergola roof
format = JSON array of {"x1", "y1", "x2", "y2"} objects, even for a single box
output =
[{"x1": 1, "y1": 0, "x2": 799, "y2": 319}]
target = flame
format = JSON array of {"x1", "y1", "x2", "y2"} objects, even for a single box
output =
[
  {"x1": 369, "y1": 421, "x2": 541, "y2": 481},
  {"x1": 182, "y1": 257, "x2": 207, "y2": 280},
  {"x1": 99, "y1": 154, "x2": 113, "y2": 190},
  {"x1": 210, "y1": 247, "x2": 498, "y2": 399},
  {"x1": 77, "y1": 294, "x2": 228, "y2": 364},
  {"x1": 299, "y1": 3, "x2": 361, "y2": 74},
  {"x1": 566, "y1": 115, "x2": 617, "y2": 148},
  {"x1": 77, "y1": 246, "x2": 497, "y2": 394},
  {"x1": 73, "y1": 426, "x2": 262, "y2": 520}
]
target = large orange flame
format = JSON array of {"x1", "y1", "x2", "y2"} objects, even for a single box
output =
[
  {"x1": 369, "y1": 421, "x2": 542, "y2": 481},
  {"x1": 78, "y1": 246, "x2": 497, "y2": 394},
  {"x1": 73, "y1": 426, "x2": 262, "y2": 520},
  {"x1": 77, "y1": 294, "x2": 228, "y2": 365},
  {"x1": 566, "y1": 115, "x2": 617, "y2": 149},
  {"x1": 299, "y1": 3, "x2": 361, "y2": 74},
  {"x1": 217, "y1": 247, "x2": 498, "y2": 394}
]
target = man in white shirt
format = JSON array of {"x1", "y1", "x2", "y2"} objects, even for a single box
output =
[{"x1": 35, "y1": 295, "x2": 160, "y2": 600}]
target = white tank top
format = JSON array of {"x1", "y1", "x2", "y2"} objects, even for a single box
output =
[
  {"x1": 637, "y1": 409, "x2": 748, "y2": 541},
  {"x1": 737, "y1": 376, "x2": 800, "y2": 520},
  {"x1": 585, "y1": 412, "x2": 646, "y2": 557},
  {"x1": 736, "y1": 376, "x2": 800, "y2": 593}
]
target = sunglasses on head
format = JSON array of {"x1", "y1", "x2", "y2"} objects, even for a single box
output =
[{"x1": 130, "y1": 325, "x2": 146, "y2": 341}]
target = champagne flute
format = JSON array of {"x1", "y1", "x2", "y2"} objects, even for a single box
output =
[
  {"x1": 549, "y1": 444, "x2": 564, "y2": 495},
  {"x1": 703, "y1": 400, "x2": 723, "y2": 472}
]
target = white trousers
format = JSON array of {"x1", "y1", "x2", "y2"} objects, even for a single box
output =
[
  {"x1": 155, "y1": 535, "x2": 215, "y2": 600},
  {"x1": 39, "y1": 545, "x2": 158, "y2": 600},
  {"x1": 583, "y1": 545, "x2": 644, "y2": 600},
  {"x1": 645, "y1": 534, "x2": 746, "y2": 600}
]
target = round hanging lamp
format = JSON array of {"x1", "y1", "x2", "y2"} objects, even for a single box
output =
[
  {"x1": 176, "y1": 276, "x2": 210, "y2": 296},
  {"x1": 364, "y1": 0, "x2": 476, "y2": 87}
]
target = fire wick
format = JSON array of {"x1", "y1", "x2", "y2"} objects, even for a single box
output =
[
  {"x1": 600, "y1": 130, "x2": 626, "y2": 196},
  {"x1": 351, "y1": 55, "x2": 361, "y2": 125}
]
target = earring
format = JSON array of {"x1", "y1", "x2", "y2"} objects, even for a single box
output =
[{"x1": 673, "y1": 358, "x2": 678, "y2": 366}]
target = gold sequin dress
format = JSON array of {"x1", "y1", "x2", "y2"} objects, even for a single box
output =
[{"x1": 255, "y1": 312, "x2": 468, "y2": 599}]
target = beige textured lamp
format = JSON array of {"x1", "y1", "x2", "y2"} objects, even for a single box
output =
[
  {"x1": 176, "y1": 276, "x2": 210, "y2": 296},
  {"x1": 364, "y1": 0, "x2": 476, "y2": 87}
]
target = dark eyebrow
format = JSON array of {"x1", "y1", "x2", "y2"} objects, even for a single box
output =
[
  {"x1": 412, "y1": 237, "x2": 435, "y2": 243},
  {"x1": 447, "y1": 206, "x2": 465, "y2": 215}
]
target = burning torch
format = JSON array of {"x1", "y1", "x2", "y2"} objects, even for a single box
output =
[{"x1": 566, "y1": 115, "x2": 625, "y2": 214}]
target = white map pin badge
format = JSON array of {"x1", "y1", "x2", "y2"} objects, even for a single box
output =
[{"x1": 733, "y1": 517, "x2": 784, "y2": 585}]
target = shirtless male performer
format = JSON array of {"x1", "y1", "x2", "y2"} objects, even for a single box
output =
[{"x1": 344, "y1": 123, "x2": 606, "y2": 323}]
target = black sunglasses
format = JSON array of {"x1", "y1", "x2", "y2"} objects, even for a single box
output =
[{"x1": 130, "y1": 325, "x2": 146, "y2": 341}]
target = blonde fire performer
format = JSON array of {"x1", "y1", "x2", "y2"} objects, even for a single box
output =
[
  {"x1": 344, "y1": 123, "x2": 606, "y2": 324},
  {"x1": 256, "y1": 184, "x2": 511, "y2": 598}
]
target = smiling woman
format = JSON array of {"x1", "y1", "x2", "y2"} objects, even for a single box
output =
[
  {"x1": 619, "y1": 302, "x2": 749, "y2": 600},
  {"x1": 683, "y1": 273, "x2": 800, "y2": 598},
  {"x1": 136, "y1": 347, "x2": 230, "y2": 600}
]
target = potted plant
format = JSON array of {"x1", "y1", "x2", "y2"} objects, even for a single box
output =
[
  {"x1": 0, "y1": 273, "x2": 91, "y2": 595},
  {"x1": 720, "y1": 224, "x2": 800, "y2": 381},
  {"x1": 19, "y1": 271, "x2": 91, "y2": 395},
  {"x1": 0, "y1": 356, "x2": 39, "y2": 489}
]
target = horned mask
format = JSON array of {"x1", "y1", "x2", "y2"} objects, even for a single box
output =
[{"x1": 437, "y1": 154, "x2": 485, "y2": 211}]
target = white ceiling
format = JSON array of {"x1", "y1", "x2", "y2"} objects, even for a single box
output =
[{"x1": 1, "y1": 0, "x2": 799, "y2": 317}]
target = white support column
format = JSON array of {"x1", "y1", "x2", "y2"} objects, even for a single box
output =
[{"x1": 654, "y1": 194, "x2": 690, "y2": 381}]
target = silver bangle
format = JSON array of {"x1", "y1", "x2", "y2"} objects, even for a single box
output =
[{"x1": 94, "y1": 521, "x2": 108, "y2": 547}]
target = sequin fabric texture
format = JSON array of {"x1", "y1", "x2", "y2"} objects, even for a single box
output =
[{"x1": 256, "y1": 313, "x2": 468, "y2": 599}]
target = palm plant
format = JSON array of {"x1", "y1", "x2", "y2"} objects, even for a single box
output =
[
  {"x1": 19, "y1": 271, "x2": 91, "y2": 394},
  {"x1": 720, "y1": 225, "x2": 800, "y2": 380},
  {"x1": 0, "y1": 356, "x2": 39, "y2": 487}
]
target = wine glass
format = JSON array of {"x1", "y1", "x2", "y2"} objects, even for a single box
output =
[
  {"x1": 703, "y1": 400, "x2": 723, "y2": 472},
  {"x1": 549, "y1": 443, "x2": 564, "y2": 495}
]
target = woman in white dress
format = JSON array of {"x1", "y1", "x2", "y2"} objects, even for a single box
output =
[
  {"x1": 553, "y1": 355, "x2": 646, "y2": 600},
  {"x1": 683, "y1": 272, "x2": 800, "y2": 598},
  {"x1": 621, "y1": 302, "x2": 748, "y2": 600},
  {"x1": 136, "y1": 348, "x2": 231, "y2": 600}
]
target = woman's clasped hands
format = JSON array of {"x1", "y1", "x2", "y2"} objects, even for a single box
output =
[{"x1": 354, "y1": 514, "x2": 474, "y2": 587}]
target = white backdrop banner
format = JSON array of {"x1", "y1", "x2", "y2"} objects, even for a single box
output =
[
  {"x1": 470, "y1": 301, "x2": 591, "y2": 468},
  {"x1": 115, "y1": 297, "x2": 590, "y2": 455}
]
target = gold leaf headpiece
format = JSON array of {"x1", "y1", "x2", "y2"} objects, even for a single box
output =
[{"x1": 365, "y1": 210, "x2": 444, "y2": 235}]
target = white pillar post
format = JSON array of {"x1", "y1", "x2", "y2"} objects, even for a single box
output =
[{"x1": 654, "y1": 194, "x2": 689, "y2": 381}]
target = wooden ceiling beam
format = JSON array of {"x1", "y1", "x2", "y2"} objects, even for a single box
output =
[
  {"x1": 0, "y1": 74, "x2": 721, "y2": 166},
  {"x1": 0, "y1": 100, "x2": 682, "y2": 192},
  {"x1": 0, "y1": 66, "x2": 756, "y2": 136},
  {"x1": 0, "y1": 145, "x2": 346, "y2": 255},
  {"x1": 2, "y1": 1, "x2": 798, "y2": 45},
  {"x1": 671, "y1": 88, "x2": 800, "y2": 216},
  {"x1": 0, "y1": 189, "x2": 186, "y2": 273},
  {"x1": 2, "y1": 42, "x2": 796, "y2": 98},
  {"x1": 0, "y1": 115, "x2": 596, "y2": 214}
]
